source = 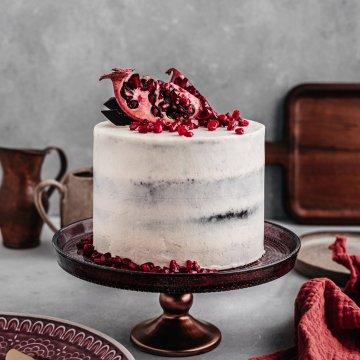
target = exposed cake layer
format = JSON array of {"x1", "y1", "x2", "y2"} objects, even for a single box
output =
[{"x1": 93, "y1": 120, "x2": 265, "y2": 269}]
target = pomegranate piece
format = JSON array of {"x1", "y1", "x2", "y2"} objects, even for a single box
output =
[
  {"x1": 235, "y1": 127, "x2": 245, "y2": 135},
  {"x1": 99, "y1": 68, "x2": 202, "y2": 124},
  {"x1": 166, "y1": 68, "x2": 218, "y2": 121}
]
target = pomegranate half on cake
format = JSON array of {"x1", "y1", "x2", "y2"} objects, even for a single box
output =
[{"x1": 91, "y1": 67, "x2": 265, "y2": 271}]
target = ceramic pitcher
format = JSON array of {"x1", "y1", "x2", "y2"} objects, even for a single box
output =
[
  {"x1": 0, "y1": 146, "x2": 67, "y2": 248},
  {"x1": 34, "y1": 167, "x2": 93, "y2": 233}
]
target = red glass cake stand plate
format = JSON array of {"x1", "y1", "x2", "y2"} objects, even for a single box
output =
[{"x1": 53, "y1": 219, "x2": 300, "y2": 357}]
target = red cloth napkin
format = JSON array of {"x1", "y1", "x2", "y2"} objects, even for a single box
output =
[{"x1": 250, "y1": 235, "x2": 360, "y2": 360}]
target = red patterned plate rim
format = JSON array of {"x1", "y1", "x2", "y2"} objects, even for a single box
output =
[
  {"x1": 0, "y1": 312, "x2": 134, "y2": 360},
  {"x1": 53, "y1": 219, "x2": 300, "y2": 277}
]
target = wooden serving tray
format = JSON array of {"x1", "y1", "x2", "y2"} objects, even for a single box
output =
[{"x1": 266, "y1": 84, "x2": 360, "y2": 224}]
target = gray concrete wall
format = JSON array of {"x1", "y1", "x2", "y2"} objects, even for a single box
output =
[{"x1": 1, "y1": 0, "x2": 360, "y2": 218}]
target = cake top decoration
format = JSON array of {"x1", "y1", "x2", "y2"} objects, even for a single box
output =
[{"x1": 100, "y1": 67, "x2": 248, "y2": 137}]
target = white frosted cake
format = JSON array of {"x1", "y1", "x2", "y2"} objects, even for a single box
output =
[{"x1": 93, "y1": 120, "x2": 265, "y2": 270}]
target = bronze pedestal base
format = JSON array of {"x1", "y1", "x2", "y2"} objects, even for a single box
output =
[{"x1": 131, "y1": 293, "x2": 221, "y2": 357}]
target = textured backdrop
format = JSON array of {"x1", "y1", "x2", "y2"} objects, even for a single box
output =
[{"x1": 1, "y1": 0, "x2": 360, "y2": 218}]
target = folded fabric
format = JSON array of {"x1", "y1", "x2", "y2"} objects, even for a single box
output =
[{"x1": 250, "y1": 235, "x2": 360, "y2": 360}]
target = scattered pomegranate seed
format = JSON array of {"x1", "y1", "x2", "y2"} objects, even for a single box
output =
[
  {"x1": 239, "y1": 119, "x2": 249, "y2": 127},
  {"x1": 138, "y1": 125, "x2": 148, "y2": 134},
  {"x1": 128, "y1": 262, "x2": 139, "y2": 271},
  {"x1": 207, "y1": 120, "x2": 219, "y2": 131},
  {"x1": 186, "y1": 260, "x2": 193, "y2": 271},
  {"x1": 77, "y1": 236, "x2": 218, "y2": 274},
  {"x1": 185, "y1": 131, "x2": 194, "y2": 137},
  {"x1": 235, "y1": 127, "x2": 244, "y2": 135},
  {"x1": 122, "y1": 258, "x2": 132, "y2": 266},
  {"x1": 232, "y1": 110, "x2": 240, "y2": 120},
  {"x1": 83, "y1": 244, "x2": 94, "y2": 256},
  {"x1": 193, "y1": 261, "x2": 201, "y2": 271},
  {"x1": 177, "y1": 125, "x2": 188, "y2": 136},
  {"x1": 227, "y1": 120, "x2": 237, "y2": 131},
  {"x1": 129, "y1": 122, "x2": 140, "y2": 131},
  {"x1": 153, "y1": 123, "x2": 163, "y2": 133},
  {"x1": 170, "y1": 259, "x2": 178, "y2": 272},
  {"x1": 168, "y1": 122, "x2": 179, "y2": 132},
  {"x1": 141, "y1": 263, "x2": 151, "y2": 272}
]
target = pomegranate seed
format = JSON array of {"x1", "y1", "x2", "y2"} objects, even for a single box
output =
[
  {"x1": 113, "y1": 256, "x2": 122, "y2": 266},
  {"x1": 83, "y1": 244, "x2": 94, "y2": 257},
  {"x1": 147, "y1": 79, "x2": 156, "y2": 92},
  {"x1": 127, "y1": 100, "x2": 139, "y2": 109},
  {"x1": 185, "y1": 131, "x2": 194, "y2": 137},
  {"x1": 162, "y1": 267, "x2": 170, "y2": 274},
  {"x1": 235, "y1": 127, "x2": 244, "y2": 135},
  {"x1": 148, "y1": 92, "x2": 156, "y2": 105},
  {"x1": 128, "y1": 73, "x2": 141, "y2": 89},
  {"x1": 227, "y1": 120, "x2": 237, "y2": 131},
  {"x1": 130, "y1": 122, "x2": 140, "y2": 131},
  {"x1": 170, "y1": 260, "x2": 178, "y2": 272},
  {"x1": 128, "y1": 262, "x2": 139, "y2": 271},
  {"x1": 186, "y1": 260, "x2": 193, "y2": 271},
  {"x1": 140, "y1": 78, "x2": 149, "y2": 90},
  {"x1": 207, "y1": 120, "x2": 219, "y2": 131},
  {"x1": 146, "y1": 123, "x2": 154, "y2": 132},
  {"x1": 180, "y1": 97, "x2": 190, "y2": 107},
  {"x1": 140, "y1": 263, "x2": 151, "y2": 272},
  {"x1": 192, "y1": 261, "x2": 201, "y2": 272},
  {"x1": 177, "y1": 125, "x2": 188, "y2": 136},
  {"x1": 232, "y1": 110, "x2": 240, "y2": 119},
  {"x1": 218, "y1": 114, "x2": 227, "y2": 121},
  {"x1": 98, "y1": 255, "x2": 107, "y2": 265},
  {"x1": 122, "y1": 258, "x2": 132, "y2": 266},
  {"x1": 169, "y1": 122, "x2": 179, "y2": 132},
  {"x1": 187, "y1": 105, "x2": 195, "y2": 115},
  {"x1": 239, "y1": 119, "x2": 249, "y2": 127},
  {"x1": 90, "y1": 251, "x2": 99, "y2": 260},
  {"x1": 107, "y1": 257, "x2": 116, "y2": 265},
  {"x1": 151, "y1": 266, "x2": 162, "y2": 273},
  {"x1": 159, "y1": 102, "x2": 170, "y2": 110},
  {"x1": 138, "y1": 125, "x2": 148, "y2": 134},
  {"x1": 153, "y1": 123, "x2": 163, "y2": 133},
  {"x1": 93, "y1": 256, "x2": 103, "y2": 265}
]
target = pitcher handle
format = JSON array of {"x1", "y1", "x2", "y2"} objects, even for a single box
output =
[
  {"x1": 34, "y1": 179, "x2": 65, "y2": 233},
  {"x1": 44, "y1": 146, "x2": 68, "y2": 198}
]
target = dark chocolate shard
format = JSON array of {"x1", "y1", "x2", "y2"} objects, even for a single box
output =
[
  {"x1": 101, "y1": 110, "x2": 132, "y2": 126},
  {"x1": 103, "y1": 97, "x2": 121, "y2": 110}
]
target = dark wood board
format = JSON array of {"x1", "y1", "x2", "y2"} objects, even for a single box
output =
[{"x1": 266, "y1": 84, "x2": 360, "y2": 224}]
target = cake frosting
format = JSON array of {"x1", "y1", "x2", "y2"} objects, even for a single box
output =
[{"x1": 93, "y1": 120, "x2": 265, "y2": 270}]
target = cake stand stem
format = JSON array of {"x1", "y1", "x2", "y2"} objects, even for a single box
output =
[{"x1": 130, "y1": 293, "x2": 221, "y2": 357}]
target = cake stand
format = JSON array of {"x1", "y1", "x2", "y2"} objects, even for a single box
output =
[{"x1": 52, "y1": 218, "x2": 300, "y2": 357}]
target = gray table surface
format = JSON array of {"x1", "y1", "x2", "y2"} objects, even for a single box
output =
[{"x1": 1, "y1": 219, "x2": 359, "y2": 360}]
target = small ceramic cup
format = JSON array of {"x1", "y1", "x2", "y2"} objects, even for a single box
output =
[{"x1": 34, "y1": 167, "x2": 93, "y2": 233}]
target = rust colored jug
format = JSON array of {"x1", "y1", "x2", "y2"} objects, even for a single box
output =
[{"x1": 0, "y1": 146, "x2": 67, "y2": 248}]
